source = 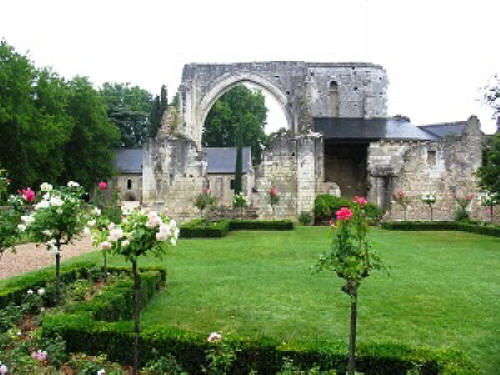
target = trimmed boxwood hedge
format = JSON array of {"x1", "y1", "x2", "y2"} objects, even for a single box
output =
[
  {"x1": 229, "y1": 219, "x2": 294, "y2": 231},
  {"x1": 179, "y1": 219, "x2": 231, "y2": 238},
  {"x1": 381, "y1": 221, "x2": 500, "y2": 237},
  {"x1": 42, "y1": 313, "x2": 479, "y2": 374},
  {"x1": 180, "y1": 219, "x2": 294, "y2": 238},
  {"x1": 0, "y1": 262, "x2": 167, "y2": 308}
]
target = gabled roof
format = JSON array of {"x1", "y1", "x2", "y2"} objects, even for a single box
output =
[
  {"x1": 314, "y1": 118, "x2": 437, "y2": 141},
  {"x1": 418, "y1": 122, "x2": 466, "y2": 138},
  {"x1": 113, "y1": 149, "x2": 142, "y2": 174},
  {"x1": 206, "y1": 147, "x2": 251, "y2": 174}
]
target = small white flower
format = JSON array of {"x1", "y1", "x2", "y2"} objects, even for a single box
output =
[
  {"x1": 50, "y1": 246, "x2": 59, "y2": 254},
  {"x1": 87, "y1": 220, "x2": 96, "y2": 227},
  {"x1": 40, "y1": 182, "x2": 53, "y2": 192},
  {"x1": 67, "y1": 181, "x2": 80, "y2": 188},
  {"x1": 21, "y1": 215, "x2": 35, "y2": 226},
  {"x1": 27, "y1": 289, "x2": 33, "y2": 295},
  {"x1": 40, "y1": 307, "x2": 45, "y2": 312},
  {"x1": 83, "y1": 227, "x2": 90, "y2": 235},
  {"x1": 17, "y1": 224, "x2": 26, "y2": 232},
  {"x1": 35, "y1": 200, "x2": 50, "y2": 210},
  {"x1": 97, "y1": 369, "x2": 106, "y2": 375},
  {"x1": 37, "y1": 288, "x2": 45, "y2": 296},
  {"x1": 16, "y1": 330, "x2": 22, "y2": 336},
  {"x1": 56, "y1": 208, "x2": 63, "y2": 214},
  {"x1": 107, "y1": 222, "x2": 115, "y2": 230},
  {"x1": 109, "y1": 228, "x2": 123, "y2": 242},
  {"x1": 170, "y1": 237, "x2": 177, "y2": 246},
  {"x1": 50, "y1": 196, "x2": 63, "y2": 207},
  {"x1": 121, "y1": 240, "x2": 130, "y2": 247},
  {"x1": 94, "y1": 207, "x2": 101, "y2": 217}
]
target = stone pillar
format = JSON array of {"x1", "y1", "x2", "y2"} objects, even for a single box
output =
[{"x1": 296, "y1": 134, "x2": 321, "y2": 215}]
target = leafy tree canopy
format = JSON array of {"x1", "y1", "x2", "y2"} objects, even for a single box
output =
[
  {"x1": 0, "y1": 40, "x2": 120, "y2": 191},
  {"x1": 202, "y1": 84, "x2": 268, "y2": 165},
  {"x1": 100, "y1": 82, "x2": 153, "y2": 147}
]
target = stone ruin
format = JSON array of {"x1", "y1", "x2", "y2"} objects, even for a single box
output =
[{"x1": 137, "y1": 61, "x2": 491, "y2": 222}]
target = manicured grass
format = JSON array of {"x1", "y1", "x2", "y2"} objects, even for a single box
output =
[{"x1": 6, "y1": 227, "x2": 498, "y2": 373}]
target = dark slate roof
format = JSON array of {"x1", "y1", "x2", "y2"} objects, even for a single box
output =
[
  {"x1": 418, "y1": 122, "x2": 466, "y2": 138},
  {"x1": 314, "y1": 118, "x2": 437, "y2": 141},
  {"x1": 206, "y1": 147, "x2": 251, "y2": 174},
  {"x1": 113, "y1": 149, "x2": 142, "y2": 174}
]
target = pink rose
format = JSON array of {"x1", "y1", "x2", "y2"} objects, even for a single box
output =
[
  {"x1": 100, "y1": 241, "x2": 112, "y2": 250},
  {"x1": 21, "y1": 187, "x2": 35, "y2": 202},
  {"x1": 336, "y1": 207, "x2": 353, "y2": 221},
  {"x1": 98, "y1": 181, "x2": 107, "y2": 191},
  {"x1": 156, "y1": 231, "x2": 168, "y2": 241},
  {"x1": 270, "y1": 187, "x2": 277, "y2": 197},
  {"x1": 207, "y1": 332, "x2": 222, "y2": 342},
  {"x1": 353, "y1": 196, "x2": 367, "y2": 206}
]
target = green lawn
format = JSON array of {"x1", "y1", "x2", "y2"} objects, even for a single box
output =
[{"x1": 8, "y1": 227, "x2": 499, "y2": 373}]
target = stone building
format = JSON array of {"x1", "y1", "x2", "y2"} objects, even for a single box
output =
[
  {"x1": 205, "y1": 147, "x2": 254, "y2": 207},
  {"x1": 134, "y1": 61, "x2": 489, "y2": 221},
  {"x1": 111, "y1": 149, "x2": 143, "y2": 201}
]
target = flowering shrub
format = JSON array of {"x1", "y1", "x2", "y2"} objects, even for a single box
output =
[
  {"x1": 393, "y1": 189, "x2": 410, "y2": 220},
  {"x1": 421, "y1": 192, "x2": 437, "y2": 221},
  {"x1": 104, "y1": 209, "x2": 178, "y2": 374},
  {"x1": 315, "y1": 197, "x2": 384, "y2": 375},
  {"x1": 195, "y1": 188, "x2": 217, "y2": 220},
  {"x1": 232, "y1": 192, "x2": 247, "y2": 219},
  {"x1": 480, "y1": 191, "x2": 498, "y2": 222},
  {"x1": 98, "y1": 181, "x2": 107, "y2": 191},
  {"x1": 203, "y1": 331, "x2": 235, "y2": 374},
  {"x1": 25, "y1": 181, "x2": 87, "y2": 304},
  {"x1": 267, "y1": 186, "x2": 280, "y2": 219}
]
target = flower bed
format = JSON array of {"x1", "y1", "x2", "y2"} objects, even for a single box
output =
[
  {"x1": 41, "y1": 320, "x2": 478, "y2": 374},
  {"x1": 381, "y1": 221, "x2": 500, "y2": 237},
  {"x1": 179, "y1": 219, "x2": 294, "y2": 238}
]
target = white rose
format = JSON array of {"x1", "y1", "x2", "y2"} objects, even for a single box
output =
[
  {"x1": 121, "y1": 240, "x2": 130, "y2": 247},
  {"x1": 50, "y1": 196, "x2": 63, "y2": 207},
  {"x1": 94, "y1": 207, "x2": 101, "y2": 217},
  {"x1": 40, "y1": 182, "x2": 53, "y2": 192},
  {"x1": 50, "y1": 246, "x2": 59, "y2": 254},
  {"x1": 100, "y1": 241, "x2": 112, "y2": 250},
  {"x1": 83, "y1": 227, "x2": 90, "y2": 235},
  {"x1": 170, "y1": 237, "x2": 177, "y2": 246},
  {"x1": 21, "y1": 215, "x2": 35, "y2": 226},
  {"x1": 37, "y1": 288, "x2": 45, "y2": 296},
  {"x1": 109, "y1": 228, "x2": 123, "y2": 242},
  {"x1": 107, "y1": 222, "x2": 115, "y2": 230},
  {"x1": 67, "y1": 181, "x2": 80, "y2": 188},
  {"x1": 35, "y1": 200, "x2": 50, "y2": 210},
  {"x1": 27, "y1": 289, "x2": 33, "y2": 295},
  {"x1": 87, "y1": 220, "x2": 96, "y2": 227},
  {"x1": 17, "y1": 224, "x2": 26, "y2": 232},
  {"x1": 156, "y1": 231, "x2": 168, "y2": 241}
]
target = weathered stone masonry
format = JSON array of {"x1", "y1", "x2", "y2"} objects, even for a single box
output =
[{"x1": 136, "y1": 61, "x2": 487, "y2": 222}]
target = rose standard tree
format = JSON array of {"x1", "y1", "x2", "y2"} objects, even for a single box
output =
[
  {"x1": 26, "y1": 181, "x2": 86, "y2": 305},
  {"x1": 315, "y1": 197, "x2": 384, "y2": 375},
  {"x1": 104, "y1": 209, "x2": 179, "y2": 375}
]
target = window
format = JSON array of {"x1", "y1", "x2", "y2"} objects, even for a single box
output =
[
  {"x1": 127, "y1": 179, "x2": 132, "y2": 190},
  {"x1": 427, "y1": 150, "x2": 437, "y2": 166},
  {"x1": 230, "y1": 179, "x2": 235, "y2": 190}
]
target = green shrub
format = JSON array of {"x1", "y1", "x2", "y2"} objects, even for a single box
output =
[
  {"x1": 298, "y1": 212, "x2": 313, "y2": 226},
  {"x1": 179, "y1": 219, "x2": 230, "y2": 238},
  {"x1": 229, "y1": 220, "x2": 294, "y2": 231},
  {"x1": 314, "y1": 195, "x2": 352, "y2": 219},
  {"x1": 381, "y1": 221, "x2": 500, "y2": 237},
  {"x1": 41, "y1": 314, "x2": 479, "y2": 375}
]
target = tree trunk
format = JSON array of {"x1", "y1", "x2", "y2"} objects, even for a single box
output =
[
  {"x1": 348, "y1": 294, "x2": 357, "y2": 375},
  {"x1": 132, "y1": 259, "x2": 141, "y2": 375},
  {"x1": 404, "y1": 207, "x2": 407, "y2": 221},
  {"x1": 103, "y1": 250, "x2": 107, "y2": 284},
  {"x1": 430, "y1": 204, "x2": 433, "y2": 221},
  {"x1": 55, "y1": 250, "x2": 61, "y2": 305},
  {"x1": 490, "y1": 203, "x2": 494, "y2": 222}
]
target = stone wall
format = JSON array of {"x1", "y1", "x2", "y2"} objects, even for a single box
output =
[
  {"x1": 368, "y1": 116, "x2": 484, "y2": 221},
  {"x1": 111, "y1": 174, "x2": 142, "y2": 201}
]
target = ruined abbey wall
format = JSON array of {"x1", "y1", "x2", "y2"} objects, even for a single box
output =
[{"x1": 368, "y1": 116, "x2": 485, "y2": 221}]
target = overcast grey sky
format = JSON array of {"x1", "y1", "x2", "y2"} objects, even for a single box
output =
[{"x1": 1, "y1": 0, "x2": 498, "y2": 134}]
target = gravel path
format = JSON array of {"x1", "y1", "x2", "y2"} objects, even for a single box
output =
[{"x1": 0, "y1": 235, "x2": 96, "y2": 280}]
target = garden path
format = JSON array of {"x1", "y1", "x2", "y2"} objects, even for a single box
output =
[{"x1": 0, "y1": 235, "x2": 94, "y2": 280}]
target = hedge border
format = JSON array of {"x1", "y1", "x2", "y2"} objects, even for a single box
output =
[
  {"x1": 42, "y1": 314, "x2": 479, "y2": 374},
  {"x1": 381, "y1": 221, "x2": 500, "y2": 237},
  {"x1": 0, "y1": 262, "x2": 166, "y2": 308},
  {"x1": 180, "y1": 219, "x2": 294, "y2": 238}
]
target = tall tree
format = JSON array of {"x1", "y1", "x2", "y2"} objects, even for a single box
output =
[
  {"x1": 62, "y1": 76, "x2": 120, "y2": 188},
  {"x1": 0, "y1": 41, "x2": 73, "y2": 190},
  {"x1": 202, "y1": 84, "x2": 268, "y2": 165},
  {"x1": 100, "y1": 82, "x2": 152, "y2": 147},
  {"x1": 148, "y1": 84, "x2": 168, "y2": 138}
]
